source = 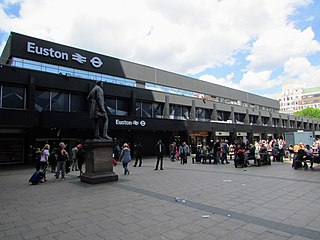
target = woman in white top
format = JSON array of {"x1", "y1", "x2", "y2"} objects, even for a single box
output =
[{"x1": 39, "y1": 144, "x2": 50, "y2": 182}]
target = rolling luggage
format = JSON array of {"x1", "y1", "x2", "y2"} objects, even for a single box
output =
[{"x1": 29, "y1": 164, "x2": 47, "y2": 185}]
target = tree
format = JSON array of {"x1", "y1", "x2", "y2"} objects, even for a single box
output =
[{"x1": 294, "y1": 107, "x2": 320, "y2": 120}]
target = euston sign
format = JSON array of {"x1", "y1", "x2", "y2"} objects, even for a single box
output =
[
  {"x1": 26, "y1": 41, "x2": 103, "y2": 68},
  {"x1": 115, "y1": 119, "x2": 146, "y2": 127}
]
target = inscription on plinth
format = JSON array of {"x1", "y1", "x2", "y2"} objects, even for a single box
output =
[{"x1": 81, "y1": 140, "x2": 118, "y2": 184}]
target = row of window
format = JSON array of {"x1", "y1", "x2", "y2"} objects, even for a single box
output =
[
  {"x1": 1, "y1": 84, "x2": 318, "y2": 127},
  {"x1": 11, "y1": 57, "x2": 278, "y2": 113}
]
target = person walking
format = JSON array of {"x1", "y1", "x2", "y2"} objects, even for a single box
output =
[
  {"x1": 55, "y1": 142, "x2": 69, "y2": 180},
  {"x1": 155, "y1": 140, "x2": 165, "y2": 170},
  {"x1": 133, "y1": 142, "x2": 143, "y2": 167},
  {"x1": 48, "y1": 148, "x2": 57, "y2": 173},
  {"x1": 39, "y1": 144, "x2": 50, "y2": 182},
  {"x1": 119, "y1": 143, "x2": 131, "y2": 175}
]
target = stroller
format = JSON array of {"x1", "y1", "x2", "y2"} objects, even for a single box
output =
[{"x1": 234, "y1": 149, "x2": 247, "y2": 168}]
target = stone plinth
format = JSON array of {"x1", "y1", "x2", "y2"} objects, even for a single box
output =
[{"x1": 81, "y1": 140, "x2": 118, "y2": 184}]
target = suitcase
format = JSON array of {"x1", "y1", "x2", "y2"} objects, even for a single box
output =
[{"x1": 29, "y1": 164, "x2": 47, "y2": 185}]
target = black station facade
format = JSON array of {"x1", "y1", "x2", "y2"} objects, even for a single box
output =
[{"x1": 1, "y1": 32, "x2": 319, "y2": 164}]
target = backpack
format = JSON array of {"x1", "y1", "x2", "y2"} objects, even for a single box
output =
[{"x1": 57, "y1": 150, "x2": 67, "y2": 161}]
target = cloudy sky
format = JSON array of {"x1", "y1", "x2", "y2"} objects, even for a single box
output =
[{"x1": 0, "y1": 0, "x2": 320, "y2": 99}]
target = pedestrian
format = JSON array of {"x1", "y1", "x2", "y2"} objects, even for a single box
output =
[
  {"x1": 169, "y1": 142, "x2": 176, "y2": 161},
  {"x1": 179, "y1": 142, "x2": 189, "y2": 164},
  {"x1": 55, "y1": 142, "x2": 69, "y2": 180},
  {"x1": 221, "y1": 140, "x2": 230, "y2": 164},
  {"x1": 76, "y1": 144, "x2": 86, "y2": 176},
  {"x1": 39, "y1": 144, "x2": 50, "y2": 182},
  {"x1": 119, "y1": 143, "x2": 131, "y2": 175},
  {"x1": 155, "y1": 140, "x2": 165, "y2": 170},
  {"x1": 213, "y1": 140, "x2": 221, "y2": 164},
  {"x1": 133, "y1": 142, "x2": 143, "y2": 167},
  {"x1": 48, "y1": 148, "x2": 57, "y2": 173},
  {"x1": 71, "y1": 145, "x2": 78, "y2": 171},
  {"x1": 113, "y1": 143, "x2": 121, "y2": 161},
  {"x1": 34, "y1": 147, "x2": 41, "y2": 171}
]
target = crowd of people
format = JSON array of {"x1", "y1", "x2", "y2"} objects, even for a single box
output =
[
  {"x1": 33, "y1": 137, "x2": 320, "y2": 183},
  {"x1": 33, "y1": 142, "x2": 86, "y2": 183}
]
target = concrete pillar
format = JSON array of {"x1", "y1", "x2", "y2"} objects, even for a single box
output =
[
  {"x1": 163, "y1": 95, "x2": 170, "y2": 119},
  {"x1": 190, "y1": 99, "x2": 196, "y2": 120}
]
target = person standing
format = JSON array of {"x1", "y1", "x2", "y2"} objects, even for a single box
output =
[
  {"x1": 48, "y1": 148, "x2": 57, "y2": 173},
  {"x1": 34, "y1": 148, "x2": 41, "y2": 171},
  {"x1": 55, "y1": 142, "x2": 69, "y2": 180},
  {"x1": 39, "y1": 144, "x2": 50, "y2": 182},
  {"x1": 119, "y1": 143, "x2": 131, "y2": 175},
  {"x1": 71, "y1": 145, "x2": 78, "y2": 171},
  {"x1": 133, "y1": 142, "x2": 143, "y2": 167},
  {"x1": 76, "y1": 144, "x2": 86, "y2": 177},
  {"x1": 179, "y1": 142, "x2": 189, "y2": 164},
  {"x1": 213, "y1": 140, "x2": 221, "y2": 164},
  {"x1": 155, "y1": 140, "x2": 165, "y2": 170},
  {"x1": 221, "y1": 140, "x2": 230, "y2": 164}
]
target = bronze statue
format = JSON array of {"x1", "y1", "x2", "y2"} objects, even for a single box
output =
[{"x1": 87, "y1": 81, "x2": 112, "y2": 140}]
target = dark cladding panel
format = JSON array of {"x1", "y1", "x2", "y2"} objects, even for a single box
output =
[{"x1": 120, "y1": 61, "x2": 155, "y2": 82}]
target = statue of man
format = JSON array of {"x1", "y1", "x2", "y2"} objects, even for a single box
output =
[{"x1": 87, "y1": 81, "x2": 112, "y2": 140}]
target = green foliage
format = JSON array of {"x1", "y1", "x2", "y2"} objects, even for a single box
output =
[{"x1": 294, "y1": 107, "x2": 320, "y2": 119}]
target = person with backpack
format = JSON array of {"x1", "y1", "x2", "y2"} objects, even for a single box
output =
[
  {"x1": 55, "y1": 142, "x2": 69, "y2": 180},
  {"x1": 48, "y1": 148, "x2": 57, "y2": 173}
]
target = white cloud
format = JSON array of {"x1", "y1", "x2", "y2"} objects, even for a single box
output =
[
  {"x1": 246, "y1": 26, "x2": 320, "y2": 72},
  {"x1": 0, "y1": 0, "x2": 319, "y2": 96},
  {"x1": 280, "y1": 57, "x2": 320, "y2": 88}
]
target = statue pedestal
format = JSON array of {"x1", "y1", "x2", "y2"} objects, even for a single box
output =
[{"x1": 81, "y1": 140, "x2": 118, "y2": 184}]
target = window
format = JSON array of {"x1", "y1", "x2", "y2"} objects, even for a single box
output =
[
  {"x1": 106, "y1": 97, "x2": 116, "y2": 115},
  {"x1": 35, "y1": 90, "x2": 50, "y2": 112},
  {"x1": 169, "y1": 105, "x2": 189, "y2": 120},
  {"x1": 234, "y1": 113, "x2": 245, "y2": 123},
  {"x1": 153, "y1": 103, "x2": 163, "y2": 118},
  {"x1": 141, "y1": 102, "x2": 152, "y2": 118},
  {"x1": 116, "y1": 98, "x2": 129, "y2": 116},
  {"x1": 106, "y1": 97, "x2": 128, "y2": 116},
  {"x1": 70, "y1": 93, "x2": 86, "y2": 113},
  {"x1": 2, "y1": 86, "x2": 25, "y2": 109},
  {"x1": 249, "y1": 115, "x2": 258, "y2": 124},
  {"x1": 196, "y1": 108, "x2": 210, "y2": 121},
  {"x1": 51, "y1": 91, "x2": 69, "y2": 112}
]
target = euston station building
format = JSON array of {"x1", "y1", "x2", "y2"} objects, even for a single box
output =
[{"x1": 1, "y1": 32, "x2": 319, "y2": 164}]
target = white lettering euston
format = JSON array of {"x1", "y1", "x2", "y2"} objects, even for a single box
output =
[{"x1": 27, "y1": 42, "x2": 69, "y2": 61}]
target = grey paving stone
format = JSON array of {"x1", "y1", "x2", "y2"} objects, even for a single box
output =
[{"x1": 1, "y1": 158, "x2": 320, "y2": 240}]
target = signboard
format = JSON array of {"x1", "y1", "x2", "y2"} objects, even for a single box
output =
[
  {"x1": 189, "y1": 131, "x2": 208, "y2": 137},
  {"x1": 215, "y1": 131, "x2": 230, "y2": 136},
  {"x1": 115, "y1": 119, "x2": 146, "y2": 127},
  {"x1": 9, "y1": 32, "x2": 126, "y2": 77}
]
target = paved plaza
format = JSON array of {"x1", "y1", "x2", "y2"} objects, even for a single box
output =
[{"x1": 1, "y1": 157, "x2": 320, "y2": 240}]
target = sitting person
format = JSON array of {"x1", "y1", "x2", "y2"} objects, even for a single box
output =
[{"x1": 305, "y1": 145, "x2": 314, "y2": 169}]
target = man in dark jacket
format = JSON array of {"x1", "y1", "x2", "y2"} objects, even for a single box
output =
[{"x1": 155, "y1": 140, "x2": 165, "y2": 170}]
